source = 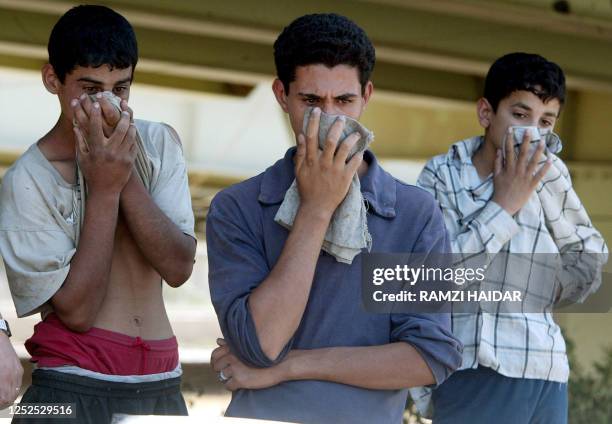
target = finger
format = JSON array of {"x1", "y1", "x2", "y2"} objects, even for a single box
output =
[
  {"x1": 532, "y1": 156, "x2": 553, "y2": 185},
  {"x1": 224, "y1": 380, "x2": 238, "y2": 391},
  {"x1": 334, "y1": 132, "x2": 361, "y2": 166},
  {"x1": 120, "y1": 100, "x2": 134, "y2": 122},
  {"x1": 305, "y1": 107, "x2": 321, "y2": 165},
  {"x1": 79, "y1": 93, "x2": 94, "y2": 117},
  {"x1": 97, "y1": 92, "x2": 121, "y2": 127},
  {"x1": 118, "y1": 125, "x2": 137, "y2": 154},
  {"x1": 221, "y1": 366, "x2": 234, "y2": 380},
  {"x1": 504, "y1": 128, "x2": 515, "y2": 169},
  {"x1": 321, "y1": 115, "x2": 345, "y2": 164},
  {"x1": 517, "y1": 128, "x2": 532, "y2": 169},
  {"x1": 108, "y1": 111, "x2": 131, "y2": 146},
  {"x1": 345, "y1": 150, "x2": 364, "y2": 177},
  {"x1": 87, "y1": 102, "x2": 104, "y2": 145},
  {"x1": 73, "y1": 126, "x2": 89, "y2": 156},
  {"x1": 72, "y1": 98, "x2": 90, "y2": 131},
  {"x1": 210, "y1": 345, "x2": 230, "y2": 363},
  {"x1": 526, "y1": 139, "x2": 547, "y2": 175},
  {"x1": 295, "y1": 133, "x2": 306, "y2": 171},
  {"x1": 494, "y1": 149, "x2": 503, "y2": 176},
  {"x1": 212, "y1": 354, "x2": 233, "y2": 372}
]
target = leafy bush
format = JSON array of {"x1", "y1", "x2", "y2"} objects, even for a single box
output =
[{"x1": 567, "y1": 337, "x2": 612, "y2": 423}]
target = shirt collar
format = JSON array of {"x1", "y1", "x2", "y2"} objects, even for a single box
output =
[{"x1": 258, "y1": 147, "x2": 396, "y2": 218}]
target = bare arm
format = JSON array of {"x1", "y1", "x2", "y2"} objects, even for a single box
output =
[
  {"x1": 211, "y1": 341, "x2": 435, "y2": 391},
  {"x1": 0, "y1": 317, "x2": 22, "y2": 408},
  {"x1": 248, "y1": 110, "x2": 363, "y2": 361},
  {"x1": 73, "y1": 96, "x2": 195, "y2": 287},
  {"x1": 50, "y1": 104, "x2": 136, "y2": 332},
  {"x1": 118, "y1": 174, "x2": 196, "y2": 287}
]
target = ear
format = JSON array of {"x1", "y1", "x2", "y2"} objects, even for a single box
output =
[
  {"x1": 361, "y1": 81, "x2": 374, "y2": 110},
  {"x1": 477, "y1": 97, "x2": 493, "y2": 129},
  {"x1": 272, "y1": 78, "x2": 289, "y2": 113},
  {"x1": 42, "y1": 63, "x2": 62, "y2": 94}
]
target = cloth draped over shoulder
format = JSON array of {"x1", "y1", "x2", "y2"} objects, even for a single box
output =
[{"x1": 274, "y1": 107, "x2": 374, "y2": 264}]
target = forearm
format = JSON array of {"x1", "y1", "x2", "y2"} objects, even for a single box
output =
[
  {"x1": 280, "y1": 343, "x2": 435, "y2": 389},
  {"x1": 249, "y1": 205, "x2": 331, "y2": 362},
  {"x1": 119, "y1": 174, "x2": 196, "y2": 287},
  {"x1": 0, "y1": 331, "x2": 23, "y2": 407},
  {"x1": 51, "y1": 191, "x2": 120, "y2": 332}
]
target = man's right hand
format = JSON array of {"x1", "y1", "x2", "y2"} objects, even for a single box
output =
[
  {"x1": 492, "y1": 128, "x2": 552, "y2": 216},
  {"x1": 295, "y1": 107, "x2": 363, "y2": 219},
  {"x1": 73, "y1": 102, "x2": 137, "y2": 195},
  {"x1": 0, "y1": 332, "x2": 23, "y2": 409}
]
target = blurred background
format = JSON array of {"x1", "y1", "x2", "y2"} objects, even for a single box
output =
[{"x1": 0, "y1": 0, "x2": 611, "y2": 421}]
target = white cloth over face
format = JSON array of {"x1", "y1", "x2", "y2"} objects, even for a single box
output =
[
  {"x1": 274, "y1": 107, "x2": 374, "y2": 264},
  {"x1": 0, "y1": 119, "x2": 195, "y2": 318}
]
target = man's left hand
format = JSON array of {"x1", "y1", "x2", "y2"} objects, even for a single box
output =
[{"x1": 210, "y1": 339, "x2": 284, "y2": 391}]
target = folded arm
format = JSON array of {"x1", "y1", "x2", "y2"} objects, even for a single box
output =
[{"x1": 119, "y1": 172, "x2": 196, "y2": 287}]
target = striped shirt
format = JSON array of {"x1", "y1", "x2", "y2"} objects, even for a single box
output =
[{"x1": 410, "y1": 135, "x2": 608, "y2": 416}]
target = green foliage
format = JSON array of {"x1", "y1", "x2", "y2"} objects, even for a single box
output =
[
  {"x1": 402, "y1": 335, "x2": 612, "y2": 423},
  {"x1": 567, "y1": 337, "x2": 612, "y2": 423}
]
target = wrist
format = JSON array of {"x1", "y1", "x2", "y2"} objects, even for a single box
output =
[
  {"x1": 282, "y1": 349, "x2": 318, "y2": 381},
  {"x1": 86, "y1": 188, "x2": 121, "y2": 204},
  {"x1": 491, "y1": 196, "x2": 517, "y2": 216},
  {"x1": 296, "y1": 203, "x2": 334, "y2": 225},
  {"x1": 119, "y1": 171, "x2": 139, "y2": 199}
]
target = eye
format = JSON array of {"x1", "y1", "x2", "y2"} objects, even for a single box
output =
[
  {"x1": 541, "y1": 119, "x2": 553, "y2": 127},
  {"x1": 304, "y1": 98, "x2": 318, "y2": 105},
  {"x1": 113, "y1": 86, "x2": 128, "y2": 95},
  {"x1": 513, "y1": 112, "x2": 527, "y2": 119},
  {"x1": 338, "y1": 98, "x2": 352, "y2": 104},
  {"x1": 83, "y1": 86, "x2": 101, "y2": 95}
]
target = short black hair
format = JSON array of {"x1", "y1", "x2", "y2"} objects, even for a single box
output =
[
  {"x1": 484, "y1": 52, "x2": 566, "y2": 111},
  {"x1": 273, "y1": 13, "x2": 375, "y2": 94},
  {"x1": 48, "y1": 5, "x2": 138, "y2": 83}
]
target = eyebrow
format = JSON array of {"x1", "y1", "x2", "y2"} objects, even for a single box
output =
[
  {"x1": 298, "y1": 92, "x2": 358, "y2": 100},
  {"x1": 77, "y1": 77, "x2": 132, "y2": 85},
  {"x1": 511, "y1": 101, "x2": 559, "y2": 118}
]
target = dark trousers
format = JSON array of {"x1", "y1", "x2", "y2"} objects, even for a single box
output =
[
  {"x1": 432, "y1": 366, "x2": 567, "y2": 424},
  {"x1": 12, "y1": 369, "x2": 188, "y2": 424}
]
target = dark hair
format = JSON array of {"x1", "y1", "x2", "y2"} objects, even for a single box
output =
[
  {"x1": 48, "y1": 5, "x2": 138, "y2": 82},
  {"x1": 273, "y1": 13, "x2": 375, "y2": 94},
  {"x1": 484, "y1": 52, "x2": 565, "y2": 111}
]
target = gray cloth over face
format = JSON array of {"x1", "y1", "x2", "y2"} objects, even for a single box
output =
[
  {"x1": 274, "y1": 107, "x2": 374, "y2": 264},
  {"x1": 75, "y1": 91, "x2": 153, "y2": 244}
]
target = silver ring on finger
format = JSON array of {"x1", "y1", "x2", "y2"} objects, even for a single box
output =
[{"x1": 218, "y1": 370, "x2": 229, "y2": 383}]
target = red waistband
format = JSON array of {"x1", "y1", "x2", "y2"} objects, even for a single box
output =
[{"x1": 26, "y1": 313, "x2": 179, "y2": 375}]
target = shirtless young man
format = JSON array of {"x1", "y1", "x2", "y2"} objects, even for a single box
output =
[{"x1": 0, "y1": 5, "x2": 196, "y2": 422}]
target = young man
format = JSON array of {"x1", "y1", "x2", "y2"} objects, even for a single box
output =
[
  {"x1": 207, "y1": 13, "x2": 463, "y2": 424},
  {"x1": 416, "y1": 53, "x2": 608, "y2": 423},
  {"x1": 0, "y1": 5, "x2": 196, "y2": 422},
  {"x1": 0, "y1": 312, "x2": 23, "y2": 409}
]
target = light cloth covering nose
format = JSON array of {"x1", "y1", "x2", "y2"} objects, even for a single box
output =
[
  {"x1": 74, "y1": 91, "x2": 153, "y2": 244},
  {"x1": 274, "y1": 107, "x2": 374, "y2": 264}
]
